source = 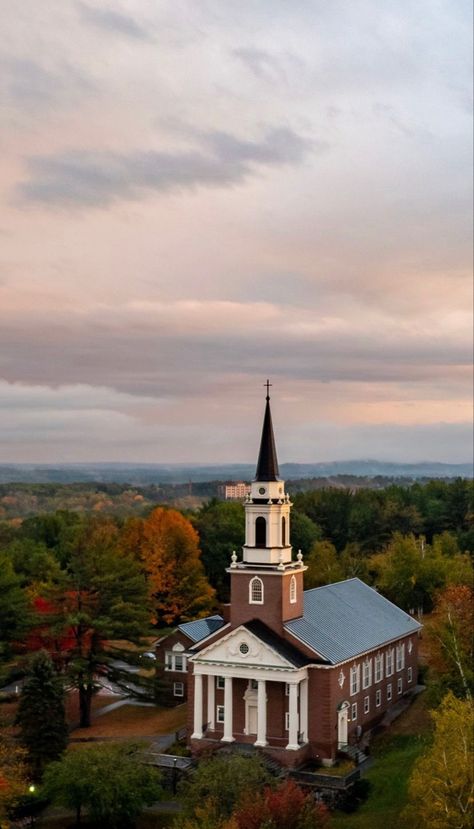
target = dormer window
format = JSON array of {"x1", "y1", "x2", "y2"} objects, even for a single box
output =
[
  {"x1": 289, "y1": 575, "x2": 297, "y2": 604},
  {"x1": 249, "y1": 576, "x2": 264, "y2": 604}
]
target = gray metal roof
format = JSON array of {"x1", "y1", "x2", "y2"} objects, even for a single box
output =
[
  {"x1": 284, "y1": 578, "x2": 421, "y2": 664},
  {"x1": 178, "y1": 614, "x2": 224, "y2": 643}
]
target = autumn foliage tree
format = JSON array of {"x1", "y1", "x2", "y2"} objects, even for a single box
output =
[
  {"x1": 426, "y1": 584, "x2": 474, "y2": 700},
  {"x1": 122, "y1": 508, "x2": 215, "y2": 626},
  {"x1": 232, "y1": 779, "x2": 330, "y2": 829},
  {"x1": 404, "y1": 693, "x2": 474, "y2": 829}
]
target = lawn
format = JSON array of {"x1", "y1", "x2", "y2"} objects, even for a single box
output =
[
  {"x1": 332, "y1": 693, "x2": 433, "y2": 829},
  {"x1": 70, "y1": 702, "x2": 187, "y2": 739}
]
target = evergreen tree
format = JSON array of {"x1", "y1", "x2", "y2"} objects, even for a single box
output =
[{"x1": 16, "y1": 650, "x2": 68, "y2": 775}]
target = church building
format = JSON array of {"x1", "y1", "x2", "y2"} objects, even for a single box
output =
[{"x1": 160, "y1": 390, "x2": 421, "y2": 767}]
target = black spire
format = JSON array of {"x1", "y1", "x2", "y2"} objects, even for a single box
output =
[{"x1": 254, "y1": 381, "x2": 280, "y2": 481}]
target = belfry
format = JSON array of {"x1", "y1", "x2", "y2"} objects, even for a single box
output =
[{"x1": 229, "y1": 386, "x2": 306, "y2": 632}]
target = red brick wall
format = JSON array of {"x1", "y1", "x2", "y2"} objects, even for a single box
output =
[
  {"x1": 230, "y1": 569, "x2": 304, "y2": 633},
  {"x1": 155, "y1": 630, "x2": 191, "y2": 705}
]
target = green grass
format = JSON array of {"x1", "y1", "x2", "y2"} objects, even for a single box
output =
[{"x1": 331, "y1": 733, "x2": 430, "y2": 829}]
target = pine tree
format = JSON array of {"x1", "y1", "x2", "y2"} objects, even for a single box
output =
[{"x1": 16, "y1": 650, "x2": 68, "y2": 775}]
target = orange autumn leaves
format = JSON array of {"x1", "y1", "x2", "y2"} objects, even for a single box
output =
[{"x1": 121, "y1": 508, "x2": 215, "y2": 626}]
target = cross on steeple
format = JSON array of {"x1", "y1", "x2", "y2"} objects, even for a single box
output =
[{"x1": 264, "y1": 379, "x2": 272, "y2": 400}]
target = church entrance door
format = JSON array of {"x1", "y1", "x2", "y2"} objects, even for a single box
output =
[
  {"x1": 337, "y1": 703, "x2": 349, "y2": 747},
  {"x1": 248, "y1": 705, "x2": 257, "y2": 735}
]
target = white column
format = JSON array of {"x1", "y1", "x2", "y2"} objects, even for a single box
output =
[
  {"x1": 191, "y1": 671, "x2": 203, "y2": 739},
  {"x1": 222, "y1": 676, "x2": 234, "y2": 742},
  {"x1": 286, "y1": 681, "x2": 299, "y2": 750},
  {"x1": 299, "y1": 677, "x2": 308, "y2": 744},
  {"x1": 254, "y1": 679, "x2": 267, "y2": 747},
  {"x1": 207, "y1": 675, "x2": 215, "y2": 731}
]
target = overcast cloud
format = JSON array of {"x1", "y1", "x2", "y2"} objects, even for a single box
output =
[{"x1": 0, "y1": 0, "x2": 472, "y2": 463}]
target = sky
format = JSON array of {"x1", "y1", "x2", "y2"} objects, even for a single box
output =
[{"x1": 0, "y1": 0, "x2": 472, "y2": 465}]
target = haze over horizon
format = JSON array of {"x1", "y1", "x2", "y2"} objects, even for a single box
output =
[{"x1": 1, "y1": 1, "x2": 472, "y2": 465}]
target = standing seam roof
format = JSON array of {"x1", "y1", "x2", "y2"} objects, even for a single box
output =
[
  {"x1": 284, "y1": 578, "x2": 421, "y2": 664},
  {"x1": 178, "y1": 614, "x2": 224, "y2": 643}
]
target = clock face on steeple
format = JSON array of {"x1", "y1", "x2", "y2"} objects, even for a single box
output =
[{"x1": 259, "y1": 487, "x2": 266, "y2": 495}]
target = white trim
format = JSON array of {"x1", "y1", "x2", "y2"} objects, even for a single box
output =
[
  {"x1": 216, "y1": 705, "x2": 225, "y2": 723},
  {"x1": 351, "y1": 702, "x2": 357, "y2": 721},
  {"x1": 407, "y1": 666, "x2": 413, "y2": 684},
  {"x1": 173, "y1": 681, "x2": 184, "y2": 697},
  {"x1": 249, "y1": 576, "x2": 264, "y2": 605},
  {"x1": 216, "y1": 675, "x2": 225, "y2": 689},
  {"x1": 363, "y1": 695, "x2": 370, "y2": 714},
  {"x1": 362, "y1": 658, "x2": 372, "y2": 689},
  {"x1": 191, "y1": 624, "x2": 297, "y2": 671},
  {"x1": 189, "y1": 622, "x2": 231, "y2": 651},
  {"x1": 289, "y1": 574, "x2": 297, "y2": 604},
  {"x1": 375, "y1": 689, "x2": 382, "y2": 707}
]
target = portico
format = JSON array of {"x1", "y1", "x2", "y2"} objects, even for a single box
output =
[{"x1": 189, "y1": 626, "x2": 309, "y2": 751}]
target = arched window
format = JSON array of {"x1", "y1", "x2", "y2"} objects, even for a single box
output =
[
  {"x1": 249, "y1": 576, "x2": 264, "y2": 604},
  {"x1": 255, "y1": 516, "x2": 266, "y2": 547},
  {"x1": 282, "y1": 516, "x2": 286, "y2": 547},
  {"x1": 289, "y1": 574, "x2": 297, "y2": 604}
]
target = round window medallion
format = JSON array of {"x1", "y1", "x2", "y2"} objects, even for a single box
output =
[
  {"x1": 239, "y1": 642, "x2": 249, "y2": 655},
  {"x1": 258, "y1": 487, "x2": 266, "y2": 495}
]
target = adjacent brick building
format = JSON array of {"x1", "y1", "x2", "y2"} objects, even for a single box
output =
[{"x1": 159, "y1": 389, "x2": 421, "y2": 766}]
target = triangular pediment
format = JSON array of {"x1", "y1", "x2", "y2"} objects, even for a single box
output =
[{"x1": 190, "y1": 625, "x2": 296, "y2": 670}]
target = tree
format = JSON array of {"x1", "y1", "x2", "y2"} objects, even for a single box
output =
[
  {"x1": 427, "y1": 585, "x2": 474, "y2": 701},
  {"x1": 45, "y1": 516, "x2": 152, "y2": 727},
  {"x1": 404, "y1": 693, "x2": 474, "y2": 829},
  {"x1": 16, "y1": 650, "x2": 68, "y2": 775},
  {"x1": 0, "y1": 552, "x2": 31, "y2": 658},
  {"x1": 232, "y1": 779, "x2": 329, "y2": 829},
  {"x1": 0, "y1": 735, "x2": 28, "y2": 826},
  {"x1": 193, "y1": 500, "x2": 245, "y2": 601},
  {"x1": 122, "y1": 508, "x2": 215, "y2": 625},
  {"x1": 178, "y1": 754, "x2": 271, "y2": 825},
  {"x1": 43, "y1": 742, "x2": 162, "y2": 826},
  {"x1": 305, "y1": 540, "x2": 343, "y2": 588},
  {"x1": 289, "y1": 510, "x2": 322, "y2": 557}
]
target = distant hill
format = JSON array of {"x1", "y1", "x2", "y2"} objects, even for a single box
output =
[{"x1": 0, "y1": 459, "x2": 471, "y2": 484}]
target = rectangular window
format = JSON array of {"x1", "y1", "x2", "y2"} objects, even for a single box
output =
[
  {"x1": 398, "y1": 678, "x2": 403, "y2": 695},
  {"x1": 386, "y1": 648, "x2": 394, "y2": 677},
  {"x1": 173, "y1": 682, "x2": 184, "y2": 697},
  {"x1": 387, "y1": 683, "x2": 392, "y2": 702},
  {"x1": 217, "y1": 705, "x2": 225, "y2": 723},
  {"x1": 375, "y1": 654, "x2": 383, "y2": 683},
  {"x1": 250, "y1": 679, "x2": 258, "y2": 691},
  {"x1": 407, "y1": 667, "x2": 413, "y2": 684},
  {"x1": 364, "y1": 696, "x2": 370, "y2": 714},
  {"x1": 285, "y1": 711, "x2": 290, "y2": 731},
  {"x1": 376, "y1": 689, "x2": 382, "y2": 707},
  {"x1": 165, "y1": 652, "x2": 186, "y2": 672},
  {"x1": 351, "y1": 702, "x2": 357, "y2": 721},
  {"x1": 285, "y1": 683, "x2": 290, "y2": 696},
  {"x1": 216, "y1": 676, "x2": 225, "y2": 690},
  {"x1": 350, "y1": 664, "x2": 360, "y2": 696},
  {"x1": 362, "y1": 659, "x2": 372, "y2": 689},
  {"x1": 396, "y1": 644, "x2": 405, "y2": 672}
]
